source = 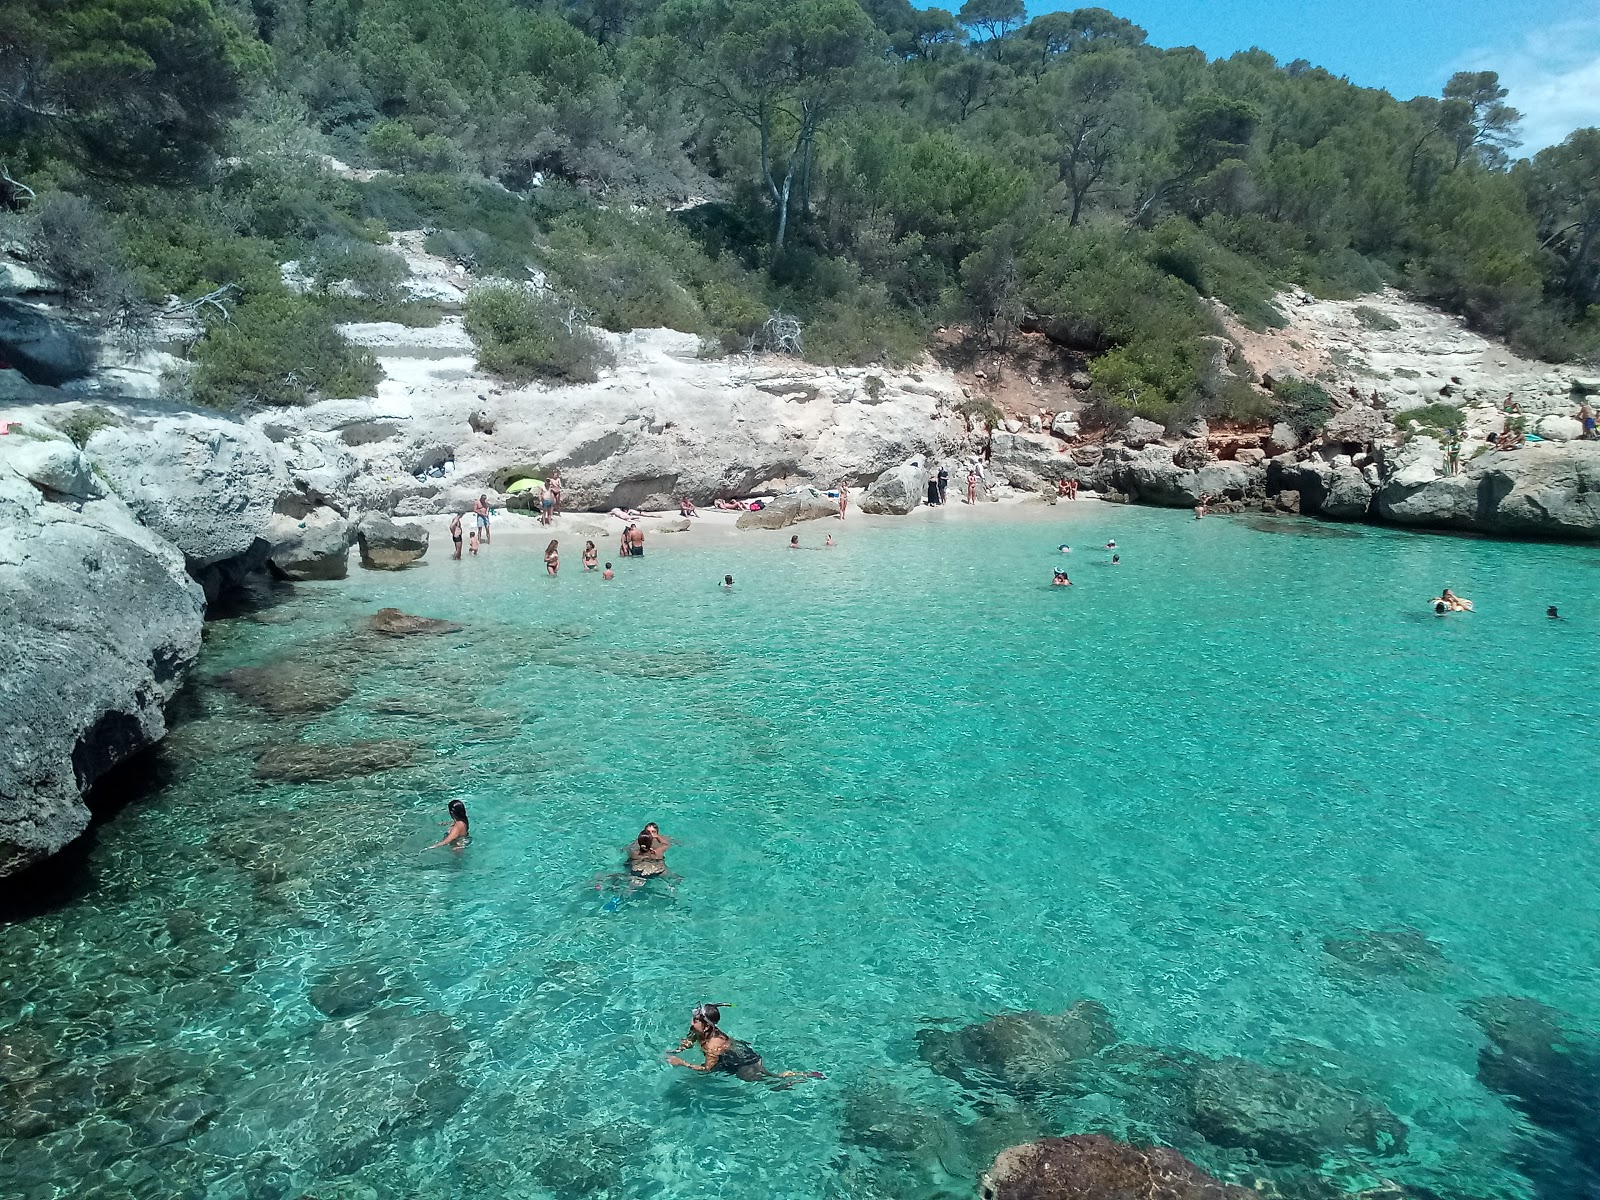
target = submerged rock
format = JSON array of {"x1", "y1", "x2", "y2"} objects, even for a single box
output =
[
  {"x1": 919, "y1": 1001, "x2": 1117, "y2": 1092},
  {"x1": 309, "y1": 962, "x2": 402, "y2": 1018},
  {"x1": 368, "y1": 608, "x2": 464, "y2": 637},
  {"x1": 1185, "y1": 1056, "x2": 1407, "y2": 1163},
  {"x1": 252, "y1": 739, "x2": 420, "y2": 782},
  {"x1": 1322, "y1": 928, "x2": 1448, "y2": 981},
  {"x1": 980, "y1": 1134, "x2": 1255, "y2": 1200},
  {"x1": 218, "y1": 661, "x2": 355, "y2": 716}
]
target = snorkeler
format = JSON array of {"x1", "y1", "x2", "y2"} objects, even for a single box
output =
[
  {"x1": 1052, "y1": 569, "x2": 1072, "y2": 586},
  {"x1": 666, "y1": 1004, "x2": 822, "y2": 1082},
  {"x1": 424, "y1": 799, "x2": 470, "y2": 850}
]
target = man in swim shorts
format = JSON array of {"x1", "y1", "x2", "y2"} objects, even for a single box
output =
[
  {"x1": 629, "y1": 525, "x2": 645, "y2": 557},
  {"x1": 474, "y1": 494, "x2": 492, "y2": 544}
]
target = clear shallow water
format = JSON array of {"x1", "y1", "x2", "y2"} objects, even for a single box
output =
[{"x1": 3, "y1": 506, "x2": 1599, "y2": 1200}]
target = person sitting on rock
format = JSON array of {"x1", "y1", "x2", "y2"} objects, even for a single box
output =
[{"x1": 680, "y1": 496, "x2": 699, "y2": 517}]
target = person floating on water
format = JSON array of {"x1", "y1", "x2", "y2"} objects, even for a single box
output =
[
  {"x1": 1105, "y1": 539, "x2": 1116, "y2": 550},
  {"x1": 1431, "y1": 587, "x2": 1473, "y2": 613},
  {"x1": 1052, "y1": 569, "x2": 1072, "y2": 587},
  {"x1": 666, "y1": 1004, "x2": 822, "y2": 1083},
  {"x1": 424, "y1": 799, "x2": 470, "y2": 850}
]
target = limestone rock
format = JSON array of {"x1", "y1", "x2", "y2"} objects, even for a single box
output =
[
  {"x1": 990, "y1": 431, "x2": 1066, "y2": 491},
  {"x1": 4, "y1": 438, "x2": 100, "y2": 502},
  {"x1": 1235, "y1": 448, "x2": 1266, "y2": 466},
  {"x1": 468, "y1": 408, "x2": 496, "y2": 434},
  {"x1": 1535, "y1": 415, "x2": 1582, "y2": 441},
  {"x1": 1322, "y1": 406, "x2": 1392, "y2": 448},
  {"x1": 1050, "y1": 412, "x2": 1079, "y2": 439},
  {"x1": 1120, "y1": 417, "x2": 1167, "y2": 449},
  {"x1": 266, "y1": 507, "x2": 351, "y2": 581},
  {"x1": 253, "y1": 739, "x2": 420, "y2": 782},
  {"x1": 861, "y1": 460, "x2": 927, "y2": 515},
  {"x1": 1266, "y1": 423, "x2": 1301, "y2": 457},
  {"x1": 1173, "y1": 439, "x2": 1213, "y2": 470},
  {"x1": 0, "y1": 298, "x2": 94, "y2": 385},
  {"x1": 1262, "y1": 360, "x2": 1305, "y2": 389},
  {"x1": 1572, "y1": 377, "x2": 1600, "y2": 393},
  {"x1": 1269, "y1": 458, "x2": 1331, "y2": 512},
  {"x1": 1374, "y1": 441, "x2": 1600, "y2": 536},
  {"x1": 368, "y1": 608, "x2": 463, "y2": 637},
  {"x1": 1121, "y1": 459, "x2": 1254, "y2": 507},
  {"x1": 1322, "y1": 463, "x2": 1374, "y2": 520},
  {"x1": 355, "y1": 512, "x2": 429, "y2": 569},
  {"x1": 1186, "y1": 1057, "x2": 1407, "y2": 1163},
  {"x1": 0, "y1": 463, "x2": 205, "y2": 877},
  {"x1": 85, "y1": 410, "x2": 287, "y2": 588},
  {"x1": 980, "y1": 1134, "x2": 1255, "y2": 1200},
  {"x1": 736, "y1": 488, "x2": 837, "y2": 529},
  {"x1": 655, "y1": 516, "x2": 691, "y2": 532}
]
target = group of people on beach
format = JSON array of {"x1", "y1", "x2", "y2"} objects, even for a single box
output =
[{"x1": 448, "y1": 494, "x2": 498, "y2": 558}]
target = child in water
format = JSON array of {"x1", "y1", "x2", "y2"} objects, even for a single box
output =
[
  {"x1": 603, "y1": 562, "x2": 614, "y2": 579},
  {"x1": 468, "y1": 529, "x2": 480, "y2": 555}
]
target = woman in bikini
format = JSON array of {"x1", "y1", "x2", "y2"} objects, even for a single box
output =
[
  {"x1": 544, "y1": 539, "x2": 559, "y2": 576},
  {"x1": 424, "y1": 800, "x2": 470, "y2": 850},
  {"x1": 666, "y1": 1004, "x2": 821, "y2": 1083},
  {"x1": 582, "y1": 540, "x2": 598, "y2": 571}
]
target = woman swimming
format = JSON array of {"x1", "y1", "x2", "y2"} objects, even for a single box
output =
[
  {"x1": 665, "y1": 1004, "x2": 821, "y2": 1083},
  {"x1": 424, "y1": 799, "x2": 470, "y2": 850}
]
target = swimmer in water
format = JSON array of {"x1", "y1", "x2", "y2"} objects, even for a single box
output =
[
  {"x1": 583, "y1": 540, "x2": 598, "y2": 571},
  {"x1": 424, "y1": 799, "x2": 470, "y2": 850},
  {"x1": 603, "y1": 562, "x2": 614, "y2": 579},
  {"x1": 1547, "y1": 605, "x2": 1562, "y2": 619},
  {"x1": 1052, "y1": 569, "x2": 1072, "y2": 586},
  {"x1": 789, "y1": 535, "x2": 800, "y2": 549},
  {"x1": 1111, "y1": 554, "x2": 1120, "y2": 565},
  {"x1": 722, "y1": 574, "x2": 734, "y2": 589},
  {"x1": 1105, "y1": 539, "x2": 1116, "y2": 550},
  {"x1": 1058, "y1": 544, "x2": 1070, "y2": 553},
  {"x1": 666, "y1": 1004, "x2": 822, "y2": 1083},
  {"x1": 825, "y1": 534, "x2": 834, "y2": 547},
  {"x1": 625, "y1": 822, "x2": 674, "y2": 887},
  {"x1": 1435, "y1": 587, "x2": 1473, "y2": 612}
]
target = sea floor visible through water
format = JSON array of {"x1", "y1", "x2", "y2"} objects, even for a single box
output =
[{"x1": 3, "y1": 504, "x2": 1599, "y2": 1200}]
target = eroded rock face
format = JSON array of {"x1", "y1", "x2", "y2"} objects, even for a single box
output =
[
  {"x1": 1185, "y1": 1056, "x2": 1407, "y2": 1163},
  {"x1": 266, "y1": 506, "x2": 351, "y2": 581},
  {"x1": 1378, "y1": 441, "x2": 1600, "y2": 538},
  {"x1": 0, "y1": 452, "x2": 205, "y2": 876},
  {"x1": 980, "y1": 1134, "x2": 1255, "y2": 1200},
  {"x1": 0, "y1": 298, "x2": 94, "y2": 385},
  {"x1": 355, "y1": 512, "x2": 429, "y2": 568},
  {"x1": 990, "y1": 432, "x2": 1068, "y2": 491},
  {"x1": 85, "y1": 410, "x2": 287, "y2": 594}
]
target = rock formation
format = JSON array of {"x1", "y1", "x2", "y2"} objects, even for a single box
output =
[
  {"x1": 980, "y1": 1135, "x2": 1255, "y2": 1200},
  {"x1": 355, "y1": 512, "x2": 429, "y2": 568}
]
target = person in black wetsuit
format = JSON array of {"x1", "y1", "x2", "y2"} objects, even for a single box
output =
[{"x1": 665, "y1": 1004, "x2": 820, "y2": 1082}]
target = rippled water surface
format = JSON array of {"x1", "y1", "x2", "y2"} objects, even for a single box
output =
[{"x1": 4, "y1": 506, "x2": 1599, "y2": 1200}]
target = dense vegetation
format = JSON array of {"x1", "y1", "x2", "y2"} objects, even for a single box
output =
[{"x1": 1, "y1": 0, "x2": 1596, "y2": 422}]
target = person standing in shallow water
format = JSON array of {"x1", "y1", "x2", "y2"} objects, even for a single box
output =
[
  {"x1": 544, "y1": 539, "x2": 559, "y2": 576},
  {"x1": 666, "y1": 1004, "x2": 822, "y2": 1083},
  {"x1": 583, "y1": 540, "x2": 598, "y2": 571},
  {"x1": 425, "y1": 800, "x2": 470, "y2": 850},
  {"x1": 450, "y1": 512, "x2": 464, "y2": 560},
  {"x1": 629, "y1": 525, "x2": 645, "y2": 557}
]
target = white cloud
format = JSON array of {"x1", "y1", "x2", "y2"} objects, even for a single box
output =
[{"x1": 1459, "y1": 18, "x2": 1600, "y2": 154}]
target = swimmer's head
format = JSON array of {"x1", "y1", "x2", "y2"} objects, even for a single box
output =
[
  {"x1": 1548, "y1": 606, "x2": 1559, "y2": 617},
  {"x1": 790, "y1": 535, "x2": 799, "y2": 545},
  {"x1": 1112, "y1": 554, "x2": 1120, "y2": 563},
  {"x1": 692, "y1": 1003, "x2": 721, "y2": 1028},
  {"x1": 448, "y1": 799, "x2": 468, "y2": 823},
  {"x1": 724, "y1": 575, "x2": 733, "y2": 585}
]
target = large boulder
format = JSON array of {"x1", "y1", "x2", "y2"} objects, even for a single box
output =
[
  {"x1": 355, "y1": 512, "x2": 429, "y2": 568},
  {"x1": 1120, "y1": 417, "x2": 1167, "y2": 449},
  {"x1": 1122, "y1": 457, "x2": 1254, "y2": 507},
  {"x1": 1268, "y1": 458, "x2": 1332, "y2": 512},
  {"x1": 860, "y1": 460, "x2": 927, "y2": 514},
  {"x1": 735, "y1": 487, "x2": 837, "y2": 529},
  {"x1": 980, "y1": 1135, "x2": 1255, "y2": 1200},
  {"x1": 3, "y1": 438, "x2": 101, "y2": 503},
  {"x1": 1265, "y1": 423, "x2": 1301, "y2": 457},
  {"x1": 1322, "y1": 463, "x2": 1374, "y2": 519},
  {"x1": 1185, "y1": 1057, "x2": 1407, "y2": 1163},
  {"x1": 0, "y1": 298, "x2": 94, "y2": 385},
  {"x1": 85, "y1": 411, "x2": 287, "y2": 593},
  {"x1": 0, "y1": 450, "x2": 205, "y2": 877},
  {"x1": 1378, "y1": 442, "x2": 1600, "y2": 538},
  {"x1": 990, "y1": 431, "x2": 1067, "y2": 491},
  {"x1": 1322, "y1": 405, "x2": 1392, "y2": 449},
  {"x1": 266, "y1": 506, "x2": 352, "y2": 580}
]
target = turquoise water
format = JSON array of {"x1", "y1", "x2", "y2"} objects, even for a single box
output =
[{"x1": 3, "y1": 506, "x2": 1599, "y2": 1200}]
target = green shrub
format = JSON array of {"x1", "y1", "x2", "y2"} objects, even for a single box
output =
[
  {"x1": 53, "y1": 406, "x2": 122, "y2": 447},
  {"x1": 1402, "y1": 403, "x2": 1466, "y2": 433},
  {"x1": 1353, "y1": 305, "x2": 1401, "y2": 332},
  {"x1": 307, "y1": 238, "x2": 410, "y2": 304},
  {"x1": 365, "y1": 121, "x2": 463, "y2": 174},
  {"x1": 463, "y1": 284, "x2": 613, "y2": 383},
  {"x1": 1272, "y1": 378, "x2": 1336, "y2": 436},
  {"x1": 189, "y1": 293, "x2": 380, "y2": 408},
  {"x1": 801, "y1": 289, "x2": 926, "y2": 367}
]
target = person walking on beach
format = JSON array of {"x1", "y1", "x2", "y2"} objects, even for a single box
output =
[
  {"x1": 544, "y1": 539, "x2": 559, "y2": 576},
  {"x1": 474, "y1": 494, "x2": 492, "y2": 544},
  {"x1": 966, "y1": 468, "x2": 978, "y2": 505},
  {"x1": 549, "y1": 469, "x2": 563, "y2": 516},
  {"x1": 666, "y1": 1004, "x2": 822, "y2": 1083},
  {"x1": 450, "y1": 512, "x2": 464, "y2": 560},
  {"x1": 424, "y1": 799, "x2": 470, "y2": 850},
  {"x1": 583, "y1": 540, "x2": 598, "y2": 571},
  {"x1": 838, "y1": 484, "x2": 849, "y2": 520},
  {"x1": 937, "y1": 466, "x2": 949, "y2": 505}
]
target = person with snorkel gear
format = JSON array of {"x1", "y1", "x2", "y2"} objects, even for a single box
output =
[{"x1": 666, "y1": 1004, "x2": 824, "y2": 1083}]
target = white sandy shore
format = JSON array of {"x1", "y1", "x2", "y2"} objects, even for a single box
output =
[{"x1": 413, "y1": 490, "x2": 1108, "y2": 555}]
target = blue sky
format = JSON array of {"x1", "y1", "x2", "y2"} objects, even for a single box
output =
[{"x1": 1025, "y1": 0, "x2": 1600, "y2": 152}]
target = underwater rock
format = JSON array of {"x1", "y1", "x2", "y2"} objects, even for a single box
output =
[
  {"x1": 367, "y1": 608, "x2": 463, "y2": 638},
  {"x1": 252, "y1": 739, "x2": 421, "y2": 782},
  {"x1": 1185, "y1": 1057, "x2": 1407, "y2": 1163},
  {"x1": 528, "y1": 1120, "x2": 650, "y2": 1200},
  {"x1": 218, "y1": 661, "x2": 354, "y2": 716},
  {"x1": 309, "y1": 963, "x2": 400, "y2": 1019},
  {"x1": 1322, "y1": 928, "x2": 1449, "y2": 981},
  {"x1": 919, "y1": 1000, "x2": 1117, "y2": 1092},
  {"x1": 980, "y1": 1134, "x2": 1256, "y2": 1200},
  {"x1": 1467, "y1": 997, "x2": 1600, "y2": 1164}
]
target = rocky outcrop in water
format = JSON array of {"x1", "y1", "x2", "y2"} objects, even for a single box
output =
[
  {"x1": 0, "y1": 435, "x2": 205, "y2": 876},
  {"x1": 355, "y1": 511, "x2": 429, "y2": 568},
  {"x1": 368, "y1": 608, "x2": 463, "y2": 637},
  {"x1": 1376, "y1": 441, "x2": 1600, "y2": 538},
  {"x1": 980, "y1": 1135, "x2": 1256, "y2": 1200},
  {"x1": 265, "y1": 506, "x2": 352, "y2": 580}
]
